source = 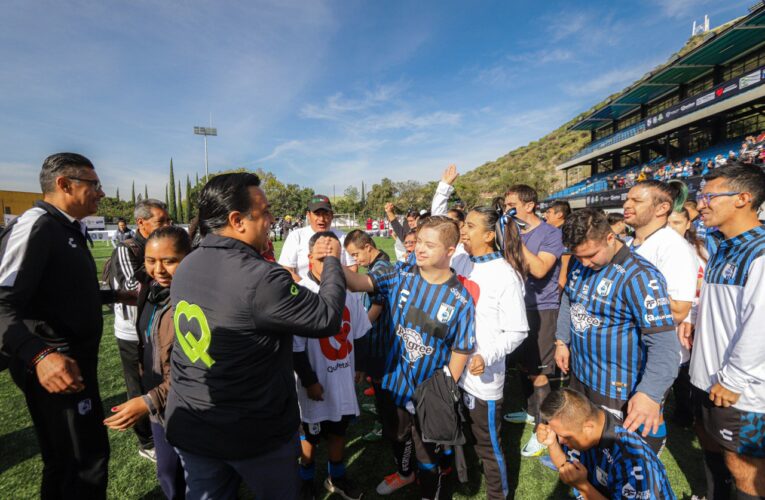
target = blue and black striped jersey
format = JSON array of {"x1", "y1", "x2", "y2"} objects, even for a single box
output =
[
  {"x1": 565, "y1": 245, "x2": 675, "y2": 401},
  {"x1": 564, "y1": 412, "x2": 676, "y2": 499},
  {"x1": 365, "y1": 252, "x2": 393, "y2": 359},
  {"x1": 370, "y1": 260, "x2": 476, "y2": 408}
]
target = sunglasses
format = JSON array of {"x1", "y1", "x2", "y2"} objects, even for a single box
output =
[{"x1": 695, "y1": 191, "x2": 740, "y2": 206}]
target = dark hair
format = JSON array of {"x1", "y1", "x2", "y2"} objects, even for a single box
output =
[
  {"x1": 39, "y1": 153, "x2": 95, "y2": 194},
  {"x1": 540, "y1": 389, "x2": 598, "y2": 424},
  {"x1": 606, "y1": 212, "x2": 624, "y2": 225},
  {"x1": 672, "y1": 208, "x2": 707, "y2": 263},
  {"x1": 705, "y1": 162, "x2": 765, "y2": 209},
  {"x1": 406, "y1": 210, "x2": 419, "y2": 219},
  {"x1": 447, "y1": 209, "x2": 466, "y2": 223},
  {"x1": 197, "y1": 173, "x2": 261, "y2": 236},
  {"x1": 562, "y1": 208, "x2": 612, "y2": 250},
  {"x1": 308, "y1": 230, "x2": 339, "y2": 253},
  {"x1": 471, "y1": 203, "x2": 528, "y2": 279},
  {"x1": 344, "y1": 229, "x2": 376, "y2": 249},
  {"x1": 504, "y1": 184, "x2": 538, "y2": 206},
  {"x1": 117, "y1": 218, "x2": 127, "y2": 224},
  {"x1": 146, "y1": 225, "x2": 192, "y2": 255},
  {"x1": 134, "y1": 198, "x2": 168, "y2": 221},
  {"x1": 548, "y1": 201, "x2": 571, "y2": 219},
  {"x1": 636, "y1": 179, "x2": 688, "y2": 214}
]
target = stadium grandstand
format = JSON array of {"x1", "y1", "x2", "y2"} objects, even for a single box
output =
[{"x1": 545, "y1": 1, "x2": 765, "y2": 210}]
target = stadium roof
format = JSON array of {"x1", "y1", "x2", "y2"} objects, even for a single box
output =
[{"x1": 570, "y1": 5, "x2": 765, "y2": 131}]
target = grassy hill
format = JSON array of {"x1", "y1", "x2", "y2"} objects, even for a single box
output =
[{"x1": 454, "y1": 18, "x2": 740, "y2": 201}]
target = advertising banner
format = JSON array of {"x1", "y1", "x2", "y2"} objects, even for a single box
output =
[
  {"x1": 584, "y1": 176, "x2": 705, "y2": 208},
  {"x1": 645, "y1": 66, "x2": 765, "y2": 129}
]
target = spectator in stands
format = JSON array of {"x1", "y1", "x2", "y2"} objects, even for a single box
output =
[
  {"x1": 503, "y1": 185, "x2": 564, "y2": 458},
  {"x1": 693, "y1": 157, "x2": 703, "y2": 173},
  {"x1": 715, "y1": 154, "x2": 727, "y2": 168},
  {"x1": 109, "y1": 198, "x2": 170, "y2": 462},
  {"x1": 544, "y1": 201, "x2": 571, "y2": 229},
  {"x1": 703, "y1": 160, "x2": 713, "y2": 176},
  {"x1": 112, "y1": 218, "x2": 134, "y2": 246}
]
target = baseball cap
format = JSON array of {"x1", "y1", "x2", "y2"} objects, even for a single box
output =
[{"x1": 308, "y1": 195, "x2": 332, "y2": 212}]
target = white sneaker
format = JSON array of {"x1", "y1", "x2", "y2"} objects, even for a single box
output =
[
  {"x1": 138, "y1": 448, "x2": 157, "y2": 463},
  {"x1": 521, "y1": 433, "x2": 547, "y2": 457},
  {"x1": 503, "y1": 410, "x2": 535, "y2": 425}
]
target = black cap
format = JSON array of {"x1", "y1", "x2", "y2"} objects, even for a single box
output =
[{"x1": 308, "y1": 195, "x2": 332, "y2": 212}]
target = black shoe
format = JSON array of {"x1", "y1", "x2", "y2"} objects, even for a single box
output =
[
  {"x1": 324, "y1": 475, "x2": 363, "y2": 500},
  {"x1": 300, "y1": 479, "x2": 316, "y2": 500}
]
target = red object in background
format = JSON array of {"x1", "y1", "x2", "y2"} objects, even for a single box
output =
[
  {"x1": 366, "y1": 218, "x2": 373, "y2": 230},
  {"x1": 261, "y1": 239, "x2": 276, "y2": 262}
]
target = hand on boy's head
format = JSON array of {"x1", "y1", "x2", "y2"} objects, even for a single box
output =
[{"x1": 313, "y1": 237, "x2": 341, "y2": 260}]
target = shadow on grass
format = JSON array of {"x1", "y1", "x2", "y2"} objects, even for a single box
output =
[{"x1": 0, "y1": 425, "x2": 39, "y2": 474}]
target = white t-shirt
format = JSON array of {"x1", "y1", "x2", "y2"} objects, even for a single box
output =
[
  {"x1": 632, "y1": 226, "x2": 698, "y2": 303},
  {"x1": 294, "y1": 279, "x2": 371, "y2": 423},
  {"x1": 278, "y1": 225, "x2": 355, "y2": 279},
  {"x1": 452, "y1": 252, "x2": 528, "y2": 401}
]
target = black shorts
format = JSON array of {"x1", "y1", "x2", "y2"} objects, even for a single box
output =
[
  {"x1": 516, "y1": 308, "x2": 558, "y2": 376},
  {"x1": 695, "y1": 387, "x2": 765, "y2": 458},
  {"x1": 300, "y1": 415, "x2": 354, "y2": 445},
  {"x1": 377, "y1": 389, "x2": 441, "y2": 467}
]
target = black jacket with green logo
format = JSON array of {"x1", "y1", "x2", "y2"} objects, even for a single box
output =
[{"x1": 165, "y1": 234, "x2": 346, "y2": 459}]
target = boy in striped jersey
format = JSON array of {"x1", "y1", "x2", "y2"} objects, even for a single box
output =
[
  {"x1": 343, "y1": 216, "x2": 476, "y2": 498},
  {"x1": 690, "y1": 164, "x2": 765, "y2": 499},
  {"x1": 537, "y1": 389, "x2": 676, "y2": 500},
  {"x1": 555, "y1": 208, "x2": 680, "y2": 455}
]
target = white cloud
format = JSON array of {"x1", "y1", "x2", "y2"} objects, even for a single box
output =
[{"x1": 561, "y1": 59, "x2": 663, "y2": 97}]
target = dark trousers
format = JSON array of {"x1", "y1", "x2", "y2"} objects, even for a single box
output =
[
  {"x1": 175, "y1": 432, "x2": 301, "y2": 500},
  {"x1": 152, "y1": 422, "x2": 185, "y2": 499},
  {"x1": 10, "y1": 357, "x2": 109, "y2": 500},
  {"x1": 116, "y1": 338, "x2": 153, "y2": 450},
  {"x1": 463, "y1": 393, "x2": 509, "y2": 500}
]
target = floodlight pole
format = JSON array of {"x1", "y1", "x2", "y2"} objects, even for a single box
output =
[{"x1": 194, "y1": 126, "x2": 218, "y2": 182}]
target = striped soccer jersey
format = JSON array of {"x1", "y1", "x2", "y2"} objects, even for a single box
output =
[
  {"x1": 565, "y1": 245, "x2": 675, "y2": 401},
  {"x1": 364, "y1": 253, "x2": 393, "y2": 359},
  {"x1": 370, "y1": 260, "x2": 476, "y2": 408},
  {"x1": 564, "y1": 411, "x2": 676, "y2": 499},
  {"x1": 690, "y1": 225, "x2": 765, "y2": 413}
]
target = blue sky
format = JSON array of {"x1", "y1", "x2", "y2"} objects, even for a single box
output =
[{"x1": 0, "y1": 0, "x2": 753, "y2": 198}]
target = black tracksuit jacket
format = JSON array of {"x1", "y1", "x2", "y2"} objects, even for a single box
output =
[{"x1": 165, "y1": 234, "x2": 346, "y2": 459}]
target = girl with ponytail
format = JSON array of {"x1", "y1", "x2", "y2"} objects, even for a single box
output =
[{"x1": 447, "y1": 195, "x2": 529, "y2": 500}]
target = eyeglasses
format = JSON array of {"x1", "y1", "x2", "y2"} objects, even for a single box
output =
[
  {"x1": 68, "y1": 177, "x2": 103, "y2": 191},
  {"x1": 695, "y1": 191, "x2": 740, "y2": 206}
]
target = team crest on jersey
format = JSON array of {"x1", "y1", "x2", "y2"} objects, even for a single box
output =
[
  {"x1": 463, "y1": 392, "x2": 476, "y2": 410},
  {"x1": 722, "y1": 263, "x2": 737, "y2": 280},
  {"x1": 571, "y1": 302, "x2": 602, "y2": 333},
  {"x1": 436, "y1": 303, "x2": 455, "y2": 323},
  {"x1": 596, "y1": 278, "x2": 613, "y2": 296},
  {"x1": 581, "y1": 284, "x2": 589, "y2": 294},
  {"x1": 595, "y1": 466, "x2": 608, "y2": 486},
  {"x1": 77, "y1": 398, "x2": 92, "y2": 416},
  {"x1": 396, "y1": 325, "x2": 435, "y2": 363},
  {"x1": 622, "y1": 484, "x2": 637, "y2": 499}
]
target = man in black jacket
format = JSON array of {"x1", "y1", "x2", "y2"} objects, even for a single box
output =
[
  {"x1": 164, "y1": 172, "x2": 347, "y2": 500},
  {"x1": 0, "y1": 152, "x2": 121, "y2": 499}
]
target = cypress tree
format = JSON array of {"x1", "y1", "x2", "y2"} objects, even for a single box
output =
[
  {"x1": 131, "y1": 181, "x2": 136, "y2": 206},
  {"x1": 168, "y1": 158, "x2": 177, "y2": 221},
  {"x1": 116, "y1": 188, "x2": 120, "y2": 202},
  {"x1": 144, "y1": 184, "x2": 148, "y2": 200},
  {"x1": 185, "y1": 175, "x2": 193, "y2": 220},
  {"x1": 177, "y1": 180, "x2": 184, "y2": 223},
  {"x1": 164, "y1": 184, "x2": 168, "y2": 208},
  {"x1": 195, "y1": 172, "x2": 199, "y2": 186}
]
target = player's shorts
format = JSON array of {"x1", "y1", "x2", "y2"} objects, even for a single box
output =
[
  {"x1": 300, "y1": 415, "x2": 354, "y2": 445},
  {"x1": 568, "y1": 376, "x2": 667, "y2": 456},
  {"x1": 695, "y1": 388, "x2": 765, "y2": 458},
  {"x1": 516, "y1": 308, "x2": 558, "y2": 376},
  {"x1": 377, "y1": 388, "x2": 441, "y2": 466}
]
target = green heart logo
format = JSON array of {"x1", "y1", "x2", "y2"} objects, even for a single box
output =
[{"x1": 174, "y1": 300, "x2": 215, "y2": 368}]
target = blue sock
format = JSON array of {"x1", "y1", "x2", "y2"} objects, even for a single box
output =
[
  {"x1": 299, "y1": 463, "x2": 315, "y2": 481},
  {"x1": 328, "y1": 460, "x2": 346, "y2": 479}
]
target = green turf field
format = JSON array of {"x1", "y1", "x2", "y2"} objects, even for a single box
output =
[{"x1": 0, "y1": 237, "x2": 705, "y2": 499}]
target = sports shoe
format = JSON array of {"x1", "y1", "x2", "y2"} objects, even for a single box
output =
[
  {"x1": 138, "y1": 447, "x2": 157, "y2": 463},
  {"x1": 324, "y1": 475, "x2": 363, "y2": 500},
  {"x1": 300, "y1": 479, "x2": 316, "y2": 500},
  {"x1": 363, "y1": 386, "x2": 375, "y2": 397},
  {"x1": 503, "y1": 410, "x2": 534, "y2": 425},
  {"x1": 521, "y1": 433, "x2": 547, "y2": 457},
  {"x1": 361, "y1": 403, "x2": 377, "y2": 415},
  {"x1": 362, "y1": 423, "x2": 383, "y2": 442},
  {"x1": 375, "y1": 471, "x2": 415, "y2": 495}
]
